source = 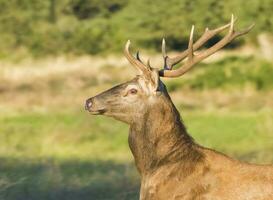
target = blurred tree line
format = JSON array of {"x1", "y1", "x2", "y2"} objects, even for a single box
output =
[{"x1": 0, "y1": 0, "x2": 272, "y2": 57}]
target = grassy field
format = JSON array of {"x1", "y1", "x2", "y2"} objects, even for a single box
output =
[
  {"x1": 0, "y1": 55, "x2": 272, "y2": 200},
  {"x1": 0, "y1": 110, "x2": 272, "y2": 200}
]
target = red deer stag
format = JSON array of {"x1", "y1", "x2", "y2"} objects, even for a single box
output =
[{"x1": 85, "y1": 15, "x2": 273, "y2": 200}]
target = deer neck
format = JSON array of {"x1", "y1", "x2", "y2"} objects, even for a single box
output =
[{"x1": 128, "y1": 97, "x2": 203, "y2": 176}]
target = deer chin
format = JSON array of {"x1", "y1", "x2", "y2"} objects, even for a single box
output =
[{"x1": 88, "y1": 109, "x2": 106, "y2": 115}]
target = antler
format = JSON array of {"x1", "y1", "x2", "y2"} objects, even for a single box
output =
[
  {"x1": 124, "y1": 40, "x2": 148, "y2": 74},
  {"x1": 161, "y1": 18, "x2": 235, "y2": 70},
  {"x1": 159, "y1": 15, "x2": 255, "y2": 77},
  {"x1": 124, "y1": 15, "x2": 254, "y2": 78}
]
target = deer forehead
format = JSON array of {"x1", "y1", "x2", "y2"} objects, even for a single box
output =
[{"x1": 137, "y1": 77, "x2": 157, "y2": 95}]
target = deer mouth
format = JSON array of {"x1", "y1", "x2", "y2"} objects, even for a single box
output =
[
  {"x1": 85, "y1": 98, "x2": 107, "y2": 115},
  {"x1": 88, "y1": 108, "x2": 106, "y2": 115}
]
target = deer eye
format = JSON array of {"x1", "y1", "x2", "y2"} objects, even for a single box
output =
[{"x1": 129, "y1": 88, "x2": 138, "y2": 95}]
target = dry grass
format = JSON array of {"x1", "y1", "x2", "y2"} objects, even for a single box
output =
[{"x1": 1, "y1": 52, "x2": 272, "y2": 112}]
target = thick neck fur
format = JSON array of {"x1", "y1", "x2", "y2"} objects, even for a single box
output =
[{"x1": 128, "y1": 93, "x2": 203, "y2": 176}]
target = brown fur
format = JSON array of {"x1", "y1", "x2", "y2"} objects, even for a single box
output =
[{"x1": 86, "y1": 75, "x2": 273, "y2": 200}]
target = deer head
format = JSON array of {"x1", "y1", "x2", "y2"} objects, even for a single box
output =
[
  {"x1": 85, "y1": 15, "x2": 254, "y2": 124},
  {"x1": 84, "y1": 66, "x2": 163, "y2": 124}
]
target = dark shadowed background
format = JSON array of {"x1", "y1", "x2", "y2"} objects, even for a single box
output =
[{"x1": 0, "y1": 0, "x2": 272, "y2": 199}]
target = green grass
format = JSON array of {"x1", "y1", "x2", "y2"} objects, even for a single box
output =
[
  {"x1": 184, "y1": 111, "x2": 273, "y2": 163},
  {"x1": 0, "y1": 109, "x2": 272, "y2": 200}
]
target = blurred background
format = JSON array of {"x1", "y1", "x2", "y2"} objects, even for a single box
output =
[{"x1": 0, "y1": 0, "x2": 272, "y2": 199}]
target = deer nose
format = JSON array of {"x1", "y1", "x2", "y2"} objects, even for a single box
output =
[{"x1": 85, "y1": 98, "x2": 93, "y2": 110}]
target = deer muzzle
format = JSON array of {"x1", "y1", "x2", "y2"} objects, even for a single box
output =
[{"x1": 85, "y1": 97, "x2": 106, "y2": 115}]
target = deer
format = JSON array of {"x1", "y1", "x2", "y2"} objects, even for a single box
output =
[{"x1": 85, "y1": 15, "x2": 273, "y2": 200}]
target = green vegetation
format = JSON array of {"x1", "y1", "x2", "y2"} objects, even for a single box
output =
[
  {"x1": 0, "y1": 0, "x2": 272, "y2": 57},
  {"x1": 0, "y1": 109, "x2": 272, "y2": 200},
  {"x1": 0, "y1": 111, "x2": 139, "y2": 200},
  {"x1": 166, "y1": 57, "x2": 273, "y2": 91}
]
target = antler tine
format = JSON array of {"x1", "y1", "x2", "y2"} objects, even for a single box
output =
[
  {"x1": 164, "y1": 17, "x2": 237, "y2": 70},
  {"x1": 162, "y1": 38, "x2": 170, "y2": 70},
  {"x1": 124, "y1": 40, "x2": 148, "y2": 73},
  {"x1": 188, "y1": 25, "x2": 195, "y2": 62},
  {"x1": 233, "y1": 23, "x2": 255, "y2": 37},
  {"x1": 228, "y1": 14, "x2": 235, "y2": 35},
  {"x1": 160, "y1": 15, "x2": 254, "y2": 77},
  {"x1": 136, "y1": 51, "x2": 143, "y2": 63},
  {"x1": 162, "y1": 38, "x2": 167, "y2": 58}
]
